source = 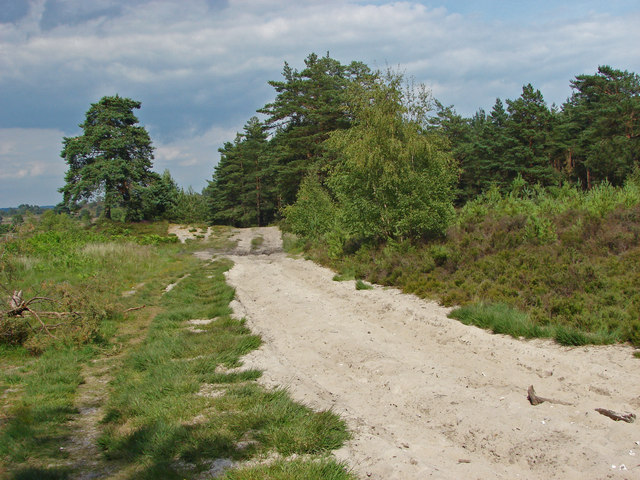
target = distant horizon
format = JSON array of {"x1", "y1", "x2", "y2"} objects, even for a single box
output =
[{"x1": 0, "y1": 205, "x2": 55, "y2": 212}]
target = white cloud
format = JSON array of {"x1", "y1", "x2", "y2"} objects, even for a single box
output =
[
  {"x1": 154, "y1": 124, "x2": 241, "y2": 190},
  {"x1": 0, "y1": 128, "x2": 66, "y2": 206},
  {"x1": 1, "y1": 0, "x2": 640, "y2": 205},
  {"x1": 0, "y1": 128, "x2": 65, "y2": 178}
]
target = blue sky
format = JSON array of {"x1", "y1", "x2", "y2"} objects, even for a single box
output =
[{"x1": 1, "y1": 0, "x2": 639, "y2": 207}]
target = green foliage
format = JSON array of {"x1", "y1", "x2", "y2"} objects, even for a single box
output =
[
  {"x1": 282, "y1": 174, "x2": 337, "y2": 238},
  {"x1": 206, "y1": 53, "x2": 373, "y2": 228},
  {"x1": 303, "y1": 180, "x2": 639, "y2": 346},
  {"x1": 562, "y1": 66, "x2": 640, "y2": 187},
  {"x1": 59, "y1": 95, "x2": 156, "y2": 220},
  {"x1": 206, "y1": 117, "x2": 275, "y2": 227},
  {"x1": 168, "y1": 187, "x2": 209, "y2": 224},
  {"x1": 325, "y1": 71, "x2": 457, "y2": 241},
  {"x1": 259, "y1": 53, "x2": 373, "y2": 207},
  {"x1": 434, "y1": 66, "x2": 639, "y2": 202}
]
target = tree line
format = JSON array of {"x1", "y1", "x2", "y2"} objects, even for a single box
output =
[
  {"x1": 434, "y1": 65, "x2": 640, "y2": 202},
  {"x1": 56, "y1": 54, "x2": 639, "y2": 242}
]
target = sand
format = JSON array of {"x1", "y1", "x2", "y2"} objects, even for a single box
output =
[{"x1": 219, "y1": 227, "x2": 640, "y2": 479}]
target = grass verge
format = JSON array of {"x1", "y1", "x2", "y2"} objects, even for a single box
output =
[
  {"x1": 98, "y1": 257, "x2": 351, "y2": 479},
  {"x1": 1, "y1": 215, "x2": 194, "y2": 477},
  {"x1": 2, "y1": 218, "x2": 353, "y2": 478}
]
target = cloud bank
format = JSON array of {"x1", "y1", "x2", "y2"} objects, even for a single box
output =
[{"x1": 1, "y1": 0, "x2": 639, "y2": 206}]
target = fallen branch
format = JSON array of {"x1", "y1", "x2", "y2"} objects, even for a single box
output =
[
  {"x1": 527, "y1": 385, "x2": 573, "y2": 406},
  {"x1": 24, "y1": 306, "x2": 57, "y2": 338},
  {"x1": 124, "y1": 305, "x2": 146, "y2": 313},
  {"x1": 3, "y1": 288, "x2": 82, "y2": 340},
  {"x1": 595, "y1": 408, "x2": 636, "y2": 423}
]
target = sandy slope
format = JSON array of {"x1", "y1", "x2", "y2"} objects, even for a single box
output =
[{"x1": 221, "y1": 227, "x2": 640, "y2": 480}]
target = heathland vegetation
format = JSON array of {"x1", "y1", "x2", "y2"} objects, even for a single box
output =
[{"x1": 0, "y1": 215, "x2": 353, "y2": 478}]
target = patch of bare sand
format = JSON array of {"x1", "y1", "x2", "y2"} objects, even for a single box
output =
[
  {"x1": 168, "y1": 224, "x2": 213, "y2": 243},
  {"x1": 224, "y1": 227, "x2": 640, "y2": 480}
]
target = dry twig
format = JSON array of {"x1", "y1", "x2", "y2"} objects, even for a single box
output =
[
  {"x1": 527, "y1": 385, "x2": 573, "y2": 406},
  {"x1": 3, "y1": 287, "x2": 82, "y2": 339},
  {"x1": 595, "y1": 408, "x2": 636, "y2": 423},
  {"x1": 123, "y1": 305, "x2": 146, "y2": 313}
]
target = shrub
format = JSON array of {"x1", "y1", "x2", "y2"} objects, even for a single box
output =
[{"x1": 283, "y1": 174, "x2": 338, "y2": 238}]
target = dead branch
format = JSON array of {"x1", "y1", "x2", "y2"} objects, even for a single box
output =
[
  {"x1": 527, "y1": 385, "x2": 573, "y2": 406},
  {"x1": 10, "y1": 290, "x2": 22, "y2": 309},
  {"x1": 595, "y1": 408, "x2": 636, "y2": 423},
  {"x1": 25, "y1": 307, "x2": 57, "y2": 338},
  {"x1": 123, "y1": 305, "x2": 146, "y2": 313},
  {"x1": 20, "y1": 311, "x2": 81, "y2": 318},
  {"x1": 3, "y1": 286, "x2": 82, "y2": 340}
]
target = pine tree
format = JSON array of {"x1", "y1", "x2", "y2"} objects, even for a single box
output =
[
  {"x1": 258, "y1": 53, "x2": 372, "y2": 206},
  {"x1": 59, "y1": 95, "x2": 155, "y2": 219},
  {"x1": 562, "y1": 66, "x2": 640, "y2": 187}
]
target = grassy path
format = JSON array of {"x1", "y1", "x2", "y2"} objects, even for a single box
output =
[{"x1": 1, "y1": 223, "x2": 354, "y2": 479}]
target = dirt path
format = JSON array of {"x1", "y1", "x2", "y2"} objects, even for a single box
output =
[{"x1": 222, "y1": 227, "x2": 640, "y2": 480}]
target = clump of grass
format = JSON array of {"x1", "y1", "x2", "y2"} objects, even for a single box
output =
[
  {"x1": 250, "y1": 236, "x2": 264, "y2": 250},
  {"x1": 449, "y1": 302, "x2": 621, "y2": 346},
  {"x1": 355, "y1": 279, "x2": 373, "y2": 290},
  {"x1": 226, "y1": 457, "x2": 357, "y2": 480},
  {"x1": 449, "y1": 303, "x2": 549, "y2": 339},
  {"x1": 332, "y1": 272, "x2": 354, "y2": 282},
  {"x1": 551, "y1": 325, "x2": 618, "y2": 346}
]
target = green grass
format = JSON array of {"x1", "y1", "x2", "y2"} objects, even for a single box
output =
[
  {"x1": 0, "y1": 347, "x2": 92, "y2": 467},
  {"x1": 99, "y1": 258, "x2": 350, "y2": 478},
  {"x1": 449, "y1": 303, "x2": 546, "y2": 339},
  {"x1": 332, "y1": 272, "x2": 355, "y2": 282},
  {"x1": 250, "y1": 235, "x2": 264, "y2": 250},
  {"x1": 1, "y1": 215, "x2": 195, "y2": 476},
  {"x1": 355, "y1": 279, "x2": 373, "y2": 290},
  {"x1": 449, "y1": 302, "x2": 618, "y2": 346},
  {"x1": 224, "y1": 457, "x2": 357, "y2": 480}
]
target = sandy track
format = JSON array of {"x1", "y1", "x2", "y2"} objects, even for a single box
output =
[{"x1": 222, "y1": 227, "x2": 640, "y2": 480}]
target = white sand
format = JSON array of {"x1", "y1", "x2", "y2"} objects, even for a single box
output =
[{"x1": 219, "y1": 227, "x2": 640, "y2": 480}]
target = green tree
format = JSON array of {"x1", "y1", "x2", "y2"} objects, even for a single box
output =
[
  {"x1": 283, "y1": 173, "x2": 337, "y2": 238},
  {"x1": 562, "y1": 66, "x2": 640, "y2": 187},
  {"x1": 126, "y1": 169, "x2": 180, "y2": 221},
  {"x1": 259, "y1": 53, "x2": 372, "y2": 206},
  {"x1": 206, "y1": 117, "x2": 274, "y2": 226},
  {"x1": 325, "y1": 72, "x2": 457, "y2": 241},
  {"x1": 504, "y1": 84, "x2": 559, "y2": 186},
  {"x1": 59, "y1": 95, "x2": 155, "y2": 220},
  {"x1": 169, "y1": 187, "x2": 209, "y2": 223}
]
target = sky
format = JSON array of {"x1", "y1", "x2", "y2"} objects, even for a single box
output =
[{"x1": 1, "y1": 0, "x2": 639, "y2": 207}]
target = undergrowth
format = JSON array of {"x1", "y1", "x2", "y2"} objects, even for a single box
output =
[
  {"x1": 1, "y1": 214, "x2": 192, "y2": 476},
  {"x1": 302, "y1": 179, "x2": 640, "y2": 347}
]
